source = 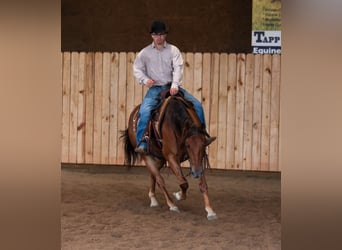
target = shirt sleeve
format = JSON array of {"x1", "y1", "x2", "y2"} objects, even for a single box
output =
[
  {"x1": 171, "y1": 46, "x2": 183, "y2": 89},
  {"x1": 133, "y1": 50, "x2": 149, "y2": 85}
]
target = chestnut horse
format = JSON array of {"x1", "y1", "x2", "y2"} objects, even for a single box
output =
[{"x1": 120, "y1": 94, "x2": 217, "y2": 220}]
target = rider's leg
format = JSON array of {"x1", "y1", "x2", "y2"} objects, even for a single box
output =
[{"x1": 136, "y1": 86, "x2": 162, "y2": 152}]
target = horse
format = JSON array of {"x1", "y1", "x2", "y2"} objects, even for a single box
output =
[{"x1": 120, "y1": 92, "x2": 217, "y2": 220}]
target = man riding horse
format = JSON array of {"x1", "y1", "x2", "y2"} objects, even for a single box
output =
[{"x1": 133, "y1": 20, "x2": 216, "y2": 154}]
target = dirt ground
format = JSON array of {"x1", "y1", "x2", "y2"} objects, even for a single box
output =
[{"x1": 61, "y1": 165, "x2": 281, "y2": 250}]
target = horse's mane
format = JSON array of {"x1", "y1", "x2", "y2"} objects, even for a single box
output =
[{"x1": 161, "y1": 96, "x2": 200, "y2": 138}]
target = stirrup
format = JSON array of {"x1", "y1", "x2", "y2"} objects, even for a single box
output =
[{"x1": 135, "y1": 146, "x2": 148, "y2": 154}]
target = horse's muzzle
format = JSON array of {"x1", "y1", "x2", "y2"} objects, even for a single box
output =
[{"x1": 191, "y1": 169, "x2": 203, "y2": 179}]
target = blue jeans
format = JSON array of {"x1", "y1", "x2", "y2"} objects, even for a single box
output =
[{"x1": 136, "y1": 85, "x2": 206, "y2": 147}]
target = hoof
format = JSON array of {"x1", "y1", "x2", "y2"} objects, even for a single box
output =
[
  {"x1": 207, "y1": 213, "x2": 218, "y2": 220},
  {"x1": 150, "y1": 197, "x2": 159, "y2": 207},
  {"x1": 169, "y1": 206, "x2": 180, "y2": 213},
  {"x1": 150, "y1": 201, "x2": 159, "y2": 207},
  {"x1": 173, "y1": 191, "x2": 182, "y2": 201}
]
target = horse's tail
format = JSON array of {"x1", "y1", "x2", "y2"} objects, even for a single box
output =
[{"x1": 119, "y1": 129, "x2": 139, "y2": 167}]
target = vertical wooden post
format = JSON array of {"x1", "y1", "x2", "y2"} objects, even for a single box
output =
[
  {"x1": 270, "y1": 54, "x2": 281, "y2": 171},
  {"x1": 85, "y1": 52, "x2": 94, "y2": 164},
  {"x1": 93, "y1": 52, "x2": 103, "y2": 164},
  {"x1": 217, "y1": 53, "x2": 228, "y2": 169},
  {"x1": 69, "y1": 52, "x2": 79, "y2": 163},
  {"x1": 208, "y1": 53, "x2": 220, "y2": 168},
  {"x1": 234, "y1": 53, "x2": 246, "y2": 169},
  {"x1": 243, "y1": 54, "x2": 255, "y2": 170},
  {"x1": 101, "y1": 52, "x2": 111, "y2": 164},
  {"x1": 109, "y1": 52, "x2": 119, "y2": 164},
  {"x1": 61, "y1": 52, "x2": 71, "y2": 163},
  {"x1": 226, "y1": 53, "x2": 237, "y2": 169},
  {"x1": 261, "y1": 54, "x2": 272, "y2": 170},
  {"x1": 76, "y1": 52, "x2": 86, "y2": 164},
  {"x1": 252, "y1": 54, "x2": 263, "y2": 170}
]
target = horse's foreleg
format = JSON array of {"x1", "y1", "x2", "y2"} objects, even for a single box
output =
[
  {"x1": 148, "y1": 174, "x2": 159, "y2": 207},
  {"x1": 167, "y1": 157, "x2": 188, "y2": 201},
  {"x1": 173, "y1": 182, "x2": 188, "y2": 201},
  {"x1": 199, "y1": 175, "x2": 218, "y2": 220}
]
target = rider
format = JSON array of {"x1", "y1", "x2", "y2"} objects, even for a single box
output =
[{"x1": 133, "y1": 20, "x2": 216, "y2": 154}]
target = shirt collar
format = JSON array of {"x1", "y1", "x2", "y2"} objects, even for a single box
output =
[{"x1": 151, "y1": 41, "x2": 167, "y2": 49}]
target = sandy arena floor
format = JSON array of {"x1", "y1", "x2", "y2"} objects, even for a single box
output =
[{"x1": 61, "y1": 165, "x2": 280, "y2": 249}]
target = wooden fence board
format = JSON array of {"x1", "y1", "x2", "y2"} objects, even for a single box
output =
[
  {"x1": 226, "y1": 53, "x2": 237, "y2": 169},
  {"x1": 134, "y1": 53, "x2": 143, "y2": 107},
  {"x1": 85, "y1": 53, "x2": 94, "y2": 163},
  {"x1": 261, "y1": 54, "x2": 272, "y2": 170},
  {"x1": 76, "y1": 52, "x2": 86, "y2": 164},
  {"x1": 117, "y1": 52, "x2": 127, "y2": 164},
  {"x1": 184, "y1": 53, "x2": 194, "y2": 93},
  {"x1": 252, "y1": 54, "x2": 263, "y2": 170},
  {"x1": 101, "y1": 52, "x2": 111, "y2": 164},
  {"x1": 61, "y1": 52, "x2": 281, "y2": 172},
  {"x1": 126, "y1": 52, "x2": 136, "y2": 115},
  {"x1": 208, "y1": 53, "x2": 220, "y2": 168},
  {"x1": 270, "y1": 54, "x2": 281, "y2": 171},
  {"x1": 109, "y1": 52, "x2": 119, "y2": 164},
  {"x1": 181, "y1": 52, "x2": 187, "y2": 89},
  {"x1": 69, "y1": 52, "x2": 79, "y2": 163},
  {"x1": 202, "y1": 53, "x2": 211, "y2": 122},
  {"x1": 61, "y1": 52, "x2": 71, "y2": 163},
  {"x1": 217, "y1": 53, "x2": 228, "y2": 169},
  {"x1": 193, "y1": 53, "x2": 203, "y2": 102},
  {"x1": 93, "y1": 52, "x2": 103, "y2": 164},
  {"x1": 234, "y1": 53, "x2": 246, "y2": 169},
  {"x1": 243, "y1": 54, "x2": 255, "y2": 170}
]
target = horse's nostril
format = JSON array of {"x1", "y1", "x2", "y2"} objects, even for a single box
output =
[{"x1": 191, "y1": 170, "x2": 202, "y2": 179}]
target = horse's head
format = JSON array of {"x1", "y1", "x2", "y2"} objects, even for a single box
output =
[{"x1": 185, "y1": 133, "x2": 206, "y2": 178}]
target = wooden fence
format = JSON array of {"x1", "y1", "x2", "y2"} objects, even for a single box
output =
[{"x1": 61, "y1": 52, "x2": 281, "y2": 172}]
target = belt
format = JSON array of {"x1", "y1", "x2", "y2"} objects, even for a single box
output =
[{"x1": 151, "y1": 82, "x2": 172, "y2": 88}]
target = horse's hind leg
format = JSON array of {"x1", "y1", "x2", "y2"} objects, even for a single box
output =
[
  {"x1": 148, "y1": 174, "x2": 159, "y2": 207},
  {"x1": 143, "y1": 156, "x2": 179, "y2": 212}
]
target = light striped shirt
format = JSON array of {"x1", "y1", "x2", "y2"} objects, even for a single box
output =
[{"x1": 133, "y1": 42, "x2": 183, "y2": 89}]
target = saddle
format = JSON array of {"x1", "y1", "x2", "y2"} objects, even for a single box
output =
[{"x1": 134, "y1": 89, "x2": 201, "y2": 158}]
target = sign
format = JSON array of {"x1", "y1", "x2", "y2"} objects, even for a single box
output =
[{"x1": 252, "y1": 0, "x2": 281, "y2": 54}]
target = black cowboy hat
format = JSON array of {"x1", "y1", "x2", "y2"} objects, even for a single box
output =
[{"x1": 149, "y1": 20, "x2": 169, "y2": 34}]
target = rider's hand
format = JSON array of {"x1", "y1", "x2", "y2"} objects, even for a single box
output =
[
  {"x1": 145, "y1": 79, "x2": 155, "y2": 88},
  {"x1": 170, "y1": 86, "x2": 179, "y2": 96}
]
